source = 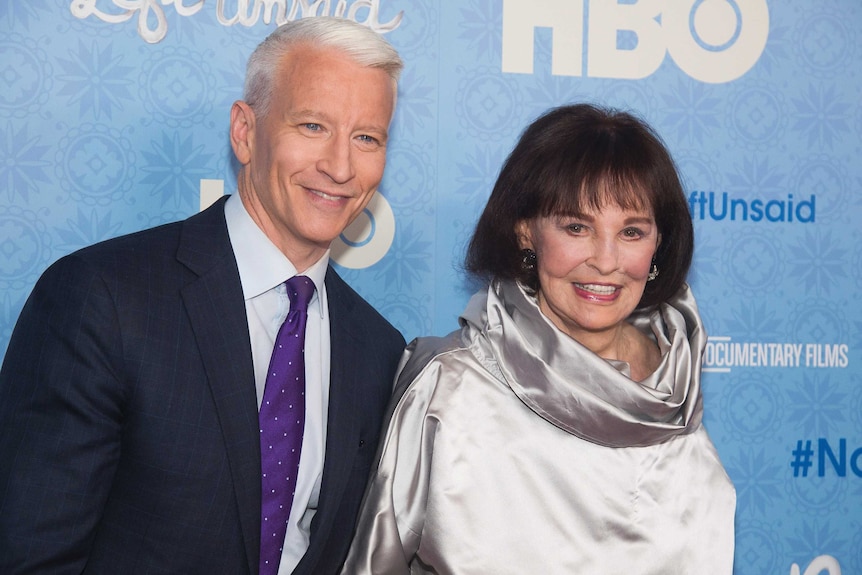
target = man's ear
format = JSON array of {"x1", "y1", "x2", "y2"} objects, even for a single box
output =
[
  {"x1": 515, "y1": 220, "x2": 533, "y2": 250},
  {"x1": 230, "y1": 101, "x2": 255, "y2": 165}
]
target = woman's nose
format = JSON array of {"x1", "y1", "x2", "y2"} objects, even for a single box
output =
[{"x1": 586, "y1": 239, "x2": 618, "y2": 274}]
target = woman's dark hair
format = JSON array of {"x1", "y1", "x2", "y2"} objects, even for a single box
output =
[{"x1": 465, "y1": 103, "x2": 694, "y2": 308}]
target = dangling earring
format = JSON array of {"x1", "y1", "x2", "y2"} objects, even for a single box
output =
[
  {"x1": 521, "y1": 249, "x2": 537, "y2": 271},
  {"x1": 647, "y1": 261, "x2": 659, "y2": 282}
]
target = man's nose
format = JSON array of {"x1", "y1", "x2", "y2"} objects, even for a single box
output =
[{"x1": 317, "y1": 134, "x2": 355, "y2": 184}]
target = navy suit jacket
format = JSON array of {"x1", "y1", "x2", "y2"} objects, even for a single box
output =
[{"x1": 0, "y1": 197, "x2": 406, "y2": 574}]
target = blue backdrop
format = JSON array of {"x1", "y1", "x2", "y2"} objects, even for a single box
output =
[{"x1": 1, "y1": 1, "x2": 860, "y2": 573}]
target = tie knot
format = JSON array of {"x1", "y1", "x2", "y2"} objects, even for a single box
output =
[{"x1": 286, "y1": 275, "x2": 315, "y2": 313}]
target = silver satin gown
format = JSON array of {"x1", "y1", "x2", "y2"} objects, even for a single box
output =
[{"x1": 343, "y1": 280, "x2": 736, "y2": 574}]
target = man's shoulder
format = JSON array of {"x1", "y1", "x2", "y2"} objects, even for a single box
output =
[
  {"x1": 42, "y1": 222, "x2": 185, "y2": 292},
  {"x1": 82, "y1": 219, "x2": 183, "y2": 255},
  {"x1": 28, "y1": 207, "x2": 225, "y2": 305},
  {"x1": 56, "y1": 198, "x2": 228, "y2": 271},
  {"x1": 324, "y1": 267, "x2": 404, "y2": 345}
]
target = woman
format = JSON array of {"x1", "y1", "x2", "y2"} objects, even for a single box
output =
[{"x1": 342, "y1": 104, "x2": 736, "y2": 574}]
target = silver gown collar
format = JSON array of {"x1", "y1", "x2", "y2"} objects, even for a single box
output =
[{"x1": 459, "y1": 280, "x2": 706, "y2": 447}]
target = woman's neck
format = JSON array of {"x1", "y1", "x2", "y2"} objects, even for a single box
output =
[{"x1": 575, "y1": 322, "x2": 661, "y2": 382}]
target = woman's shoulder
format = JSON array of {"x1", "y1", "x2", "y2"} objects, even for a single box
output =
[
  {"x1": 388, "y1": 328, "x2": 502, "y2": 427},
  {"x1": 397, "y1": 330, "x2": 473, "y2": 384}
]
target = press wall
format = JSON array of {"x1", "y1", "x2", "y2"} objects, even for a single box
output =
[{"x1": 1, "y1": 2, "x2": 860, "y2": 573}]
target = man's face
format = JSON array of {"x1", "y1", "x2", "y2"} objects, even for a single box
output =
[{"x1": 232, "y1": 43, "x2": 396, "y2": 271}]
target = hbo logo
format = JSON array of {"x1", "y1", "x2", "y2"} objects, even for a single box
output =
[{"x1": 502, "y1": 0, "x2": 769, "y2": 83}]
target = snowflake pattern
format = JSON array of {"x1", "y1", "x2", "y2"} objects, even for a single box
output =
[
  {"x1": 372, "y1": 223, "x2": 432, "y2": 291},
  {"x1": 725, "y1": 448, "x2": 783, "y2": 516},
  {"x1": 785, "y1": 520, "x2": 847, "y2": 572},
  {"x1": 0, "y1": 2, "x2": 50, "y2": 29},
  {"x1": 392, "y1": 67, "x2": 435, "y2": 134},
  {"x1": 453, "y1": 144, "x2": 507, "y2": 207},
  {"x1": 141, "y1": 132, "x2": 214, "y2": 210},
  {"x1": 791, "y1": 84, "x2": 852, "y2": 150},
  {"x1": 787, "y1": 229, "x2": 848, "y2": 296},
  {"x1": 0, "y1": 121, "x2": 51, "y2": 202},
  {"x1": 55, "y1": 207, "x2": 124, "y2": 253},
  {"x1": 457, "y1": 0, "x2": 503, "y2": 62},
  {"x1": 659, "y1": 79, "x2": 723, "y2": 144},
  {"x1": 726, "y1": 156, "x2": 786, "y2": 196},
  {"x1": 723, "y1": 300, "x2": 784, "y2": 342},
  {"x1": 56, "y1": 41, "x2": 135, "y2": 121},
  {"x1": 751, "y1": 21, "x2": 791, "y2": 76},
  {"x1": 785, "y1": 373, "x2": 847, "y2": 437}
]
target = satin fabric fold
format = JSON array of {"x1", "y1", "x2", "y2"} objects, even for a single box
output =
[
  {"x1": 343, "y1": 281, "x2": 735, "y2": 575},
  {"x1": 486, "y1": 280, "x2": 704, "y2": 447}
]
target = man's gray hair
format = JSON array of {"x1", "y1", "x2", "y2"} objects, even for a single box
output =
[{"x1": 244, "y1": 16, "x2": 403, "y2": 118}]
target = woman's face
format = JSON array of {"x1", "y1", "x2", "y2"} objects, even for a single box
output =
[{"x1": 516, "y1": 202, "x2": 660, "y2": 344}]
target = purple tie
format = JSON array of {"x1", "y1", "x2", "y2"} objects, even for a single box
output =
[{"x1": 259, "y1": 275, "x2": 315, "y2": 575}]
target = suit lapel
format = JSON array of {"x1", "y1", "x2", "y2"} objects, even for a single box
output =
[
  {"x1": 296, "y1": 268, "x2": 363, "y2": 569},
  {"x1": 177, "y1": 197, "x2": 260, "y2": 575}
]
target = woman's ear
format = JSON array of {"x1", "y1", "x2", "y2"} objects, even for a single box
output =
[{"x1": 515, "y1": 220, "x2": 533, "y2": 250}]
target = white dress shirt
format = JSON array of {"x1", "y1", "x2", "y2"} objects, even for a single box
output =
[{"x1": 224, "y1": 194, "x2": 331, "y2": 574}]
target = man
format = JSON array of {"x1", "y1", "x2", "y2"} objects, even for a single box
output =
[{"x1": 0, "y1": 17, "x2": 405, "y2": 574}]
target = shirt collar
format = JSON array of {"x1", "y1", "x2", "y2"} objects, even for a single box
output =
[{"x1": 225, "y1": 194, "x2": 329, "y2": 315}]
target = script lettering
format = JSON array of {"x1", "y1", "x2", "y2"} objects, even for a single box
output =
[{"x1": 71, "y1": 0, "x2": 401, "y2": 43}]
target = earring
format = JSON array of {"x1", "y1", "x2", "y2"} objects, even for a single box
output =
[
  {"x1": 521, "y1": 249, "x2": 537, "y2": 271},
  {"x1": 647, "y1": 262, "x2": 659, "y2": 282}
]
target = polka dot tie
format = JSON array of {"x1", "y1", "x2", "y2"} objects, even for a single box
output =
[{"x1": 258, "y1": 275, "x2": 314, "y2": 575}]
